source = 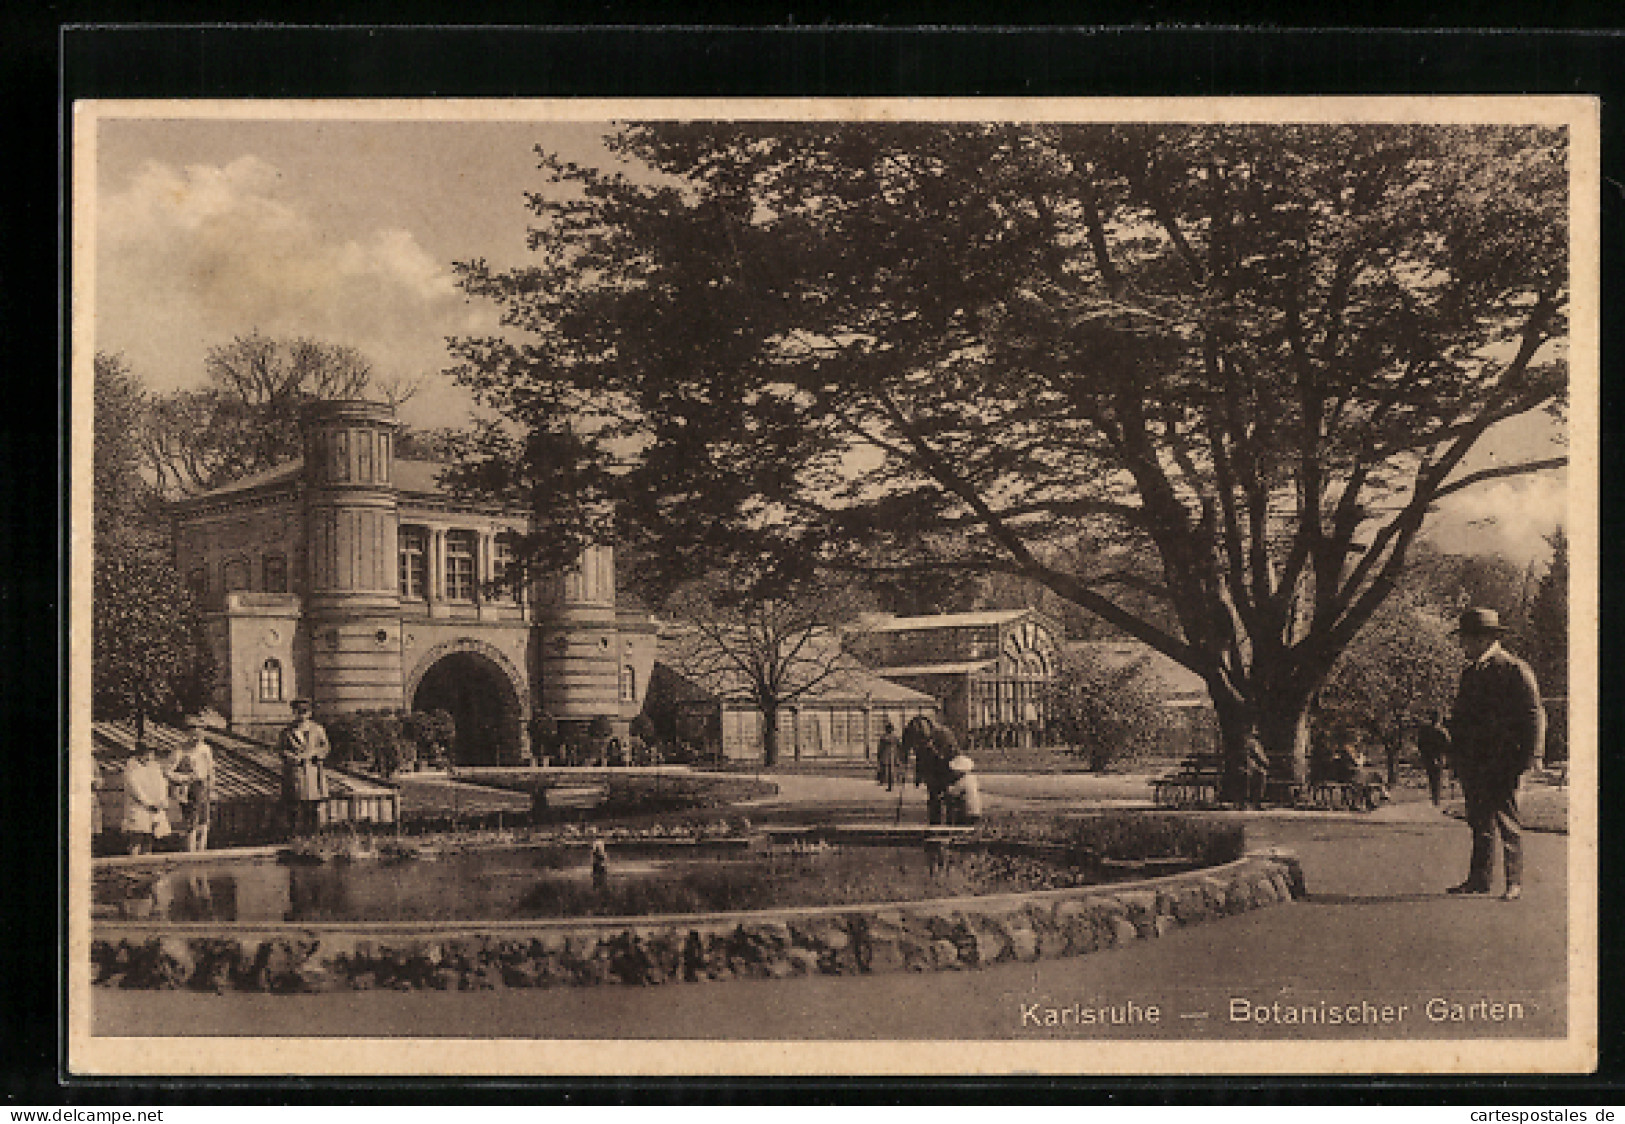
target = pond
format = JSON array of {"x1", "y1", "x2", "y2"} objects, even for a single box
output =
[{"x1": 90, "y1": 841, "x2": 1184, "y2": 924}]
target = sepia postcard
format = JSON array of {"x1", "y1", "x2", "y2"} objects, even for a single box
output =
[{"x1": 68, "y1": 96, "x2": 1599, "y2": 1077}]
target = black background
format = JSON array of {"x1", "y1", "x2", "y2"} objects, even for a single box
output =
[{"x1": 8, "y1": 14, "x2": 1623, "y2": 1107}]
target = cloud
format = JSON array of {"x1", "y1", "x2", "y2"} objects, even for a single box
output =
[
  {"x1": 1423, "y1": 469, "x2": 1567, "y2": 565},
  {"x1": 95, "y1": 156, "x2": 494, "y2": 426}
]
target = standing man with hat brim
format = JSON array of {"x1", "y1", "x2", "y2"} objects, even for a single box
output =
[
  {"x1": 1446, "y1": 607, "x2": 1545, "y2": 900},
  {"x1": 279, "y1": 698, "x2": 331, "y2": 837}
]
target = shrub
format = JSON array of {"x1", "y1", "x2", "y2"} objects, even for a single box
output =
[
  {"x1": 324, "y1": 710, "x2": 417, "y2": 778},
  {"x1": 528, "y1": 713, "x2": 559, "y2": 759},
  {"x1": 404, "y1": 708, "x2": 456, "y2": 769},
  {"x1": 977, "y1": 810, "x2": 1246, "y2": 866}
]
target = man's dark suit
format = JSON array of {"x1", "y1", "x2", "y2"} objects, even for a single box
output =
[{"x1": 1448, "y1": 645, "x2": 1544, "y2": 891}]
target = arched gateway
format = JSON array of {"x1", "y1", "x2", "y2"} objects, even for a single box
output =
[{"x1": 406, "y1": 638, "x2": 530, "y2": 766}]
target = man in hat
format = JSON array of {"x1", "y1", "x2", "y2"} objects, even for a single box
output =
[
  {"x1": 1446, "y1": 608, "x2": 1544, "y2": 900},
  {"x1": 278, "y1": 698, "x2": 331, "y2": 837}
]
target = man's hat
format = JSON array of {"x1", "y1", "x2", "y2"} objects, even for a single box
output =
[
  {"x1": 1453, "y1": 607, "x2": 1508, "y2": 636},
  {"x1": 183, "y1": 713, "x2": 210, "y2": 729},
  {"x1": 947, "y1": 754, "x2": 975, "y2": 774},
  {"x1": 290, "y1": 697, "x2": 314, "y2": 711}
]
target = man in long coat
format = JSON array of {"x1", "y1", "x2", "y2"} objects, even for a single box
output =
[
  {"x1": 910, "y1": 717, "x2": 958, "y2": 826},
  {"x1": 1446, "y1": 608, "x2": 1544, "y2": 900},
  {"x1": 279, "y1": 698, "x2": 331, "y2": 836}
]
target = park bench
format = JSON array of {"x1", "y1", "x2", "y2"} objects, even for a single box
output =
[
  {"x1": 1152, "y1": 752, "x2": 1227, "y2": 809},
  {"x1": 1289, "y1": 779, "x2": 1388, "y2": 812}
]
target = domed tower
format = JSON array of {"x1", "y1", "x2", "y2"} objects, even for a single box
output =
[
  {"x1": 301, "y1": 400, "x2": 404, "y2": 713},
  {"x1": 535, "y1": 543, "x2": 624, "y2": 736}
]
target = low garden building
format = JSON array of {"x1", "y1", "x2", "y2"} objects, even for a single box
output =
[
  {"x1": 845, "y1": 608, "x2": 1063, "y2": 749},
  {"x1": 644, "y1": 661, "x2": 940, "y2": 764}
]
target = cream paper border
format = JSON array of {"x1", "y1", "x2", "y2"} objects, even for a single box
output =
[{"x1": 67, "y1": 96, "x2": 1600, "y2": 1077}]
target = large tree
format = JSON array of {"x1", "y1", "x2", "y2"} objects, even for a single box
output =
[
  {"x1": 450, "y1": 122, "x2": 1568, "y2": 786},
  {"x1": 92, "y1": 354, "x2": 215, "y2": 733},
  {"x1": 659, "y1": 577, "x2": 866, "y2": 765},
  {"x1": 143, "y1": 331, "x2": 418, "y2": 496},
  {"x1": 1527, "y1": 527, "x2": 1569, "y2": 761},
  {"x1": 1318, "y1": 597, "x2": 1461, "y2": 784}
]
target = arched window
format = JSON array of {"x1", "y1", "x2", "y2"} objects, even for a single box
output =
[
  {"x1": 259, "y1": 658, "x2": 284, "y2": 702},
  {"x1": 398, "y1": 527, "x2": 428, "y2": 599},
  {"x1": 222, "y1": 557, "x2": 251, "y2": 593},
  {"x1": 186, "y1": 567, "x2": 209, "y2": 600},
  {"x1": 263, "y1": 553, "x2": 288, "y2": 594},
  {"x1": 620, "y1": 665, "x2": 637, "y2": 702}
]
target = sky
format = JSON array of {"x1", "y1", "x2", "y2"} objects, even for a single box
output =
[{"x1": 88, "y1": 113, "x2": 1570, "y2": 567}]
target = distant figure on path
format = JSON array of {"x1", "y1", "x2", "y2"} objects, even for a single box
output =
[
  {"x1": 279, "y1": 698, "x2": 331, "y2": 837},
  {"x1": 1243, "y1": 733, "x2": 1270, "y2": 808},
  {"x1": 590, "y1": 839, "x2": 609, "y2": 892},
  {"x1": 876, "y1": 720, "x2": 900, "y2": 790},
  {"x1": 1416, "y1": 711, "x2": 1451, "y2": 807},
  {"x1": 1446, "y1": 608, "x2": 1544, "y2": 901}
]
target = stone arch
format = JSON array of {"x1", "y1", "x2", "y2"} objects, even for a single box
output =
[
  {"x1": 405, "y1": 636, "x2": 530, "y2": 716},
  {"x1": 405, "y1": 637, "x2": 532, "y2": 765}
]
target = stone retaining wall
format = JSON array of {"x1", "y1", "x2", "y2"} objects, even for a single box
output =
[{"x1": 91, "y1": 849, "x2": 1305, "y2": 993}]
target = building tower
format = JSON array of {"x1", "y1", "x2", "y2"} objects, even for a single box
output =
[
  {"x1": 301, "y1": 400, "x2": 405, "y2": 714},
  {"x1": 536, "y1": 543, "x2": 626, "y2": 737}
]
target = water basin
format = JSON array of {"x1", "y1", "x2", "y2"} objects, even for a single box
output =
[{"x1": 90, "y1": 840, "x2": 1140, "y2": 924}]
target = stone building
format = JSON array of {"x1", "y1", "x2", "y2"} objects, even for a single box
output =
[
  {"x1": 846, "y1": 608, "x2": 1063, "y2": 748},
  {"x1": 170, "y1": 400, "x2": 657, "y2": 763}
]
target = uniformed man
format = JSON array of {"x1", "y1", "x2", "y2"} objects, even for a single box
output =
[
  {"x1": 278, "y1": 698, "x2": 331, "y2": 837},
  {"x1": 1446, "y1": 608, "x2": 1544, "y2": 901}
]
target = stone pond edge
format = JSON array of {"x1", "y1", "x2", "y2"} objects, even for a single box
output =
[{"x1": 91, "y1": 848, "x2": 1307, "y2": 992}]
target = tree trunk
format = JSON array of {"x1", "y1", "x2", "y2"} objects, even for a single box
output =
[
  {"x1": 1212, "y1": 676, "x2": 1314, "y2": 798},
  {"x1": 1256, "y1": 700, "x2": 1312, "y2": 787},
  {"x1": 761, "y1": 701, "x2": 780, "y2": 767},
  {"x1": 1211, "y1": 690, "x2": 1252, "y2": 803}
]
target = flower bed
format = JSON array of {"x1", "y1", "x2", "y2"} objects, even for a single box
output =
[{"x1": 461, "y1": 770, "x2": 778, "y2": 819}]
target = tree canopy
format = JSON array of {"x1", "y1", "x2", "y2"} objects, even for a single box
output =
[
  {"x1": 449, "y1": 122, "x2": 1568, "y2": 780},
  {"x1": 658, "y1": 575, "x2": 867, "y2": 765},
  {"x1": 93, "y1": 353, "x2": 215, "y2": 730},
  {"x1": 143, "y1": 331, "x2": 416, "y2": 496}
]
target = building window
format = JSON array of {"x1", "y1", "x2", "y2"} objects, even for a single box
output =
[
  {"x1": 186, "y1": 567, "x2": 208, "y2": 600},
  {"x1": 492, "y1": 534, "x2": 518, "y2": 600},
  {"x1": 620, "y1": 665, "x2": 637, "y2": 702},
  {"x1": 264, "y1": 553, "x2": 288, "y2": 594},
  {"x1": 259, "y1": 659, "x2": 283, "y2": 702},
  {"x1": 222, "y1": 558, "x2": 251, "y2": 593},
  {"x1": 331, "y1": 430, "x2": 349, "y2": 480},
  {"x1": 398, "y1": 527, "x2": 428, "y2": 599},
  {"x1": 445, "y1": 532, "x2": 476, "y2": 601}
]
